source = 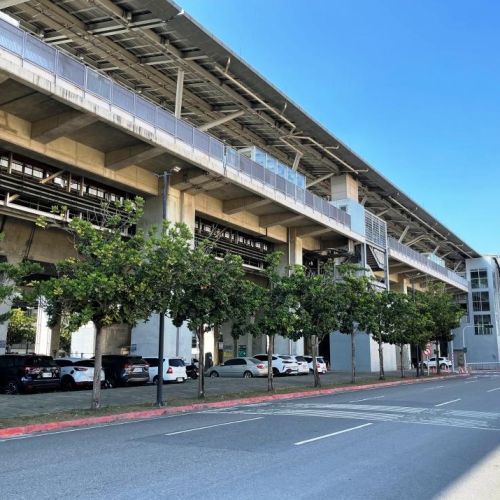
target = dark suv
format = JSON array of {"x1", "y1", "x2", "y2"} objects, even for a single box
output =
[
  {"x1": 100, "y1": 355, "x2": 149, "y2": 387},
  {"x1": 0, "y1": 354, "x2": 60, "y2": 394}
]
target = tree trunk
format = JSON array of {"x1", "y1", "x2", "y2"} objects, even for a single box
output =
[
  {"x1": 267, "y1": 335, "x2": 274, "y2": 392},
  {"x1": 198, "y1": 326, "x2": 205, "y2": 398},
  {"x1": 435, "y1": 341, "x2": 440, "y2": 375},
  {"x1": 378, "y1": 338, "x2": 385, "y2": 380},
  {"x1": 400, "y1": 343, "x2": 405, "y2": 378},
  {"x1": 351, "y1": 331, "x2": 356, "y2": 384},
  {"x1": 91, "y1": 323, "x2": 103, "y2": 411},
  {"x1": 313, "y1": 334, "x2": 320, "y2": 388}
]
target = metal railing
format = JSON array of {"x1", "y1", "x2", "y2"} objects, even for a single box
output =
[
  {"x1": 388, "y1": 237, "x2": 469, "y2": 288},
  {"x1": 468, "y1": 362, "x2": 500, "y2": 372},
  {"x1": 0, "y1": 18, "x2": 351, "y2": 230}
]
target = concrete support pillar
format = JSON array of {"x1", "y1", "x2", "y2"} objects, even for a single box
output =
[
  {"x1": 131, "y1": 181, "x2": 195, "y2": 361},
  {"x1": 330, "y1": 174, "x2": 359, "y2": 202},
  {"x1": 391, "y1": 277, "x2": 408, "y2": 294},
  {"x1": 274, "y1": 228, "x2": 304, "y2": 354}
]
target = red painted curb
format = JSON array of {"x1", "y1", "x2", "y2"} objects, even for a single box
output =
[{"x1": 0, "y1": 374, "x2": 467, "y2": 439}]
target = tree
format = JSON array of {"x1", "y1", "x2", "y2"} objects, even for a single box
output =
[
  {"x1": 250, "y1": 254, "x2": 302, "y2": 392},
  {"x1": 420, "y1": 283, "x2": 463, "y2": 374},
  {"x1": 169, "y1": 244, "x2": 250, "y2": 398},
  {"x1": 36, "y1": 199, "x2": 156, "y2": 410},
  {"x1": 367, "y1": 290, "x2": 409, "y2": 380},
  {"x1": 6, "y1": 308, "x2": 36, "y2": 350},
  {"x1": 293, "y1": 262, "x2": 341, "y2": 387},
  {"x1": 336, "y1": 263, "x2": 375, "y2": 384}
]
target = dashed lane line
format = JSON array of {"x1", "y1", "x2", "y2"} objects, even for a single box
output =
[
  {"x1": 435, "y1": 399, "x2": 462, "y2": 407},
  {"x1": 487, "y1": 388, "x2": 500, "y2": 393},
  {"x1": 294, "y1": 423, "x2": 373, "y2": 445},
  {"x1": 165, "y1": 417, "x2": 263, "y2": 436}
]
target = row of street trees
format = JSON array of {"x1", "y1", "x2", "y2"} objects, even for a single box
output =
[{"x1": 0, "y1": 202, "x2": 463, "y2": 409}]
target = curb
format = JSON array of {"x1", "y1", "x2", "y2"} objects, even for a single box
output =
[{"x1": 0, "y1": 373, "x2": 467, "y2": 439}]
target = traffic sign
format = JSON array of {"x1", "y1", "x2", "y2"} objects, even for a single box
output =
[{"x1": 424, "y1": 349, "x2": 431, "y2": 356}]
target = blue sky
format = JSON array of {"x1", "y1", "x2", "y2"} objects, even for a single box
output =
[{"x1": 178, "y1": 0, "x2": 500, "y2": 255}]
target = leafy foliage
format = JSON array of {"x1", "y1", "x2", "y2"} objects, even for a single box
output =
[{"x1": 6, "y1": 308, "x2": 36, "y2": 347}]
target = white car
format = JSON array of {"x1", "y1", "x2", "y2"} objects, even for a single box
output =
[
  {"x1": 253, "y1": 354, "x2": 299, "y2": 376},
  {"x1": 56, "y1": 358, "x2": 106, "y2": 391},
  {"x1": 290, "y1": 355, "x2": 310, "y2": 375},
  {"x1": 303, "y1": 355, "x2": 328, "y2": 374},
  {"x1": 144, "y1": 357, "x2": 187, "y2": 384},
  {"x1": 422, "y1": 357, "x2": 452, "y2": 369}
]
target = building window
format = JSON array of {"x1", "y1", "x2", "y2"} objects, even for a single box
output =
[
  {"x1": 472, "y1": 291, "x2": 490, "y2": 312},
  {"x1": 474, "y1": 314, "x2": 492, "y2": 335},
  {"x1": 191, "y1": 332, "x2": 198, "y2": 348},
  {"x1": 470, "y1": 269, "x2": 488, "y2": 289}
]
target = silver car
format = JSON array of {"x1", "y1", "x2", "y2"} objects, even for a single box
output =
[{"x1": 206, "y1": 357, "x2": 268, "y2": 378}]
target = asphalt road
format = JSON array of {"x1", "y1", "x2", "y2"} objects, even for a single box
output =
[{"x1": 1, "y1": 374, "x2": 500, "y2": 500}]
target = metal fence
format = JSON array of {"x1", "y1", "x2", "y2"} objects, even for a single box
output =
[
  {"x1": 388, "y1": 237, "x2": 469, "y2": 287},
  {"x1": 0, "y1": 18, "x2": 351, "y2": 230},
  {"x1": 468, "y1": 362, "x2": 500, "y2": 372}
]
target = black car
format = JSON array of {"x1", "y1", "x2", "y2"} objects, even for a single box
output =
[
  {"x1": 0, "y1": 354, "x2": 60, "y2": 395},
  {"x1": 99, "y1": 355, "x2": 149, "y2": 387}
]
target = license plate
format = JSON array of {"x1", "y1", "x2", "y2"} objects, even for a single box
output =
[
  {"x1": 42, "y1": 372, "x2": 53, "y2": 378},
  {"x1": 133, "y1": 367, "x2": 143, "y2": 373}
]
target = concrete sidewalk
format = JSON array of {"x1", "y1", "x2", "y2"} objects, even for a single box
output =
[{"x1": 0, "y1": 369, "x2": 443, "y2": 419}]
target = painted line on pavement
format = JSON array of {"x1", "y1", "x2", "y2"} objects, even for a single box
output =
[
  {"x1": 294, "y1": 423, "x2": 373, "y2": 445},
  {"x1": 349, "y1": 396, "x2": 385, "y2": 403},
  {"x1": 465, "y1": 380, "x2": 478, "y2": 384},
  {"x1": 435, "y1": 399, "x2": 462, "y2": 407},
  {"x1": 165, "y1": 417, "x2": 263, "y2": 436},
  {"x1": 487, "y1": 387, "x2": 500, "y2": 393},
  {"x1": 424, "y1": 386, "x2": 445, "y2": 391}
]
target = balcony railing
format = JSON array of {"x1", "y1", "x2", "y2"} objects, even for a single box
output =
[
  {"x1": 0, "y1": 19, "x2": 351, "y2": 230},
  {"x1": 388, "y1": 237, "x2": 468, "y2": 288}
]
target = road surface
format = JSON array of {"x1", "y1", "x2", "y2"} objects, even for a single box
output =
[{"x1": 2, "y1": 374, "x2": 500, "y2": 500}]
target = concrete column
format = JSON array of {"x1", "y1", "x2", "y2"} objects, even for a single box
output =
[
  {"x1": 330, "y1": 174, "x2": 359, "y2": 202},
  {"x1": 275, "y1": 228, "x2": 303, "y2": 354},
  {"x1": 391, "y1": 277, "x2": 408, "y2": 293},
  {"x1": 131, "y1": 182, "x2": 196, "y2": 361}
]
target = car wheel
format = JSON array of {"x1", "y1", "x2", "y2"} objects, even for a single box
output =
[
  {"x1": 191, "y1": 372, "x2": 198, "y2": 380},
  {"x1": 210, "y1": 371, "x2": 219, "y2": 377},
  {"x1": 243, "y1": 371, "x2": 253, "y2": 378},
  {"x1": 4, "y1": 379, "x2": 20, "y2": 395},
  {"x1": 61, "y1": 376, "x2": 76, "y2": 392},
  {"x1": 107, "y1": 375, "x2": 118, "y2": 388},
  {"x1": 272, "y1": 368, "x2": 280, "y2": 377},
  {"x1": 152, "y1": 376, "x2": 158, "y2": 385}
]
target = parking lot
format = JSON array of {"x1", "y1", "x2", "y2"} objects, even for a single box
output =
[{"x1": 0, "y1": 370, "x2": 406, "y2": 419}]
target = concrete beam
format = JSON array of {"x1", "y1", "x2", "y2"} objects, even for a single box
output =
[
  {"x1": 170, "y1": 170, "x2": 216, "y2": 191},
  {"x1": 31, "y1": 111, "x2": 98, "y2": 144},
  {"x1": 223, "y1": 196, "x2": 272, "y2": 215},
  {"x1": 259, "y1": 212, "x2": 305, "y2": 228},
  {"x1": 198, "y1": 110, "x2": 245, "y2": 132},
  {"x1": 296, "y1": 226, "x2": 333, "y2": 238},
  {"x1": 105, "y1": 144, "x2": 164, "y2": 171},
  {"x1": 0, "y1": 0, "x2": 29, "y2": 7},
  {"x1": 0, "y1": 91, "x2": 49, "y2": 109}
]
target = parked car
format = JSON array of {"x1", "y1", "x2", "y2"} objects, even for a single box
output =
[
  {"x1": 144, "y1": 357, "x2": 187, "y2": 384},
  {"x1": 55, "y1": 358, "x2": 106, "y2": 391},
  {"x1": 206, "y1": 357, "x2": 268, "y2": 378},
  {"x1": 0, "y1": 354, "x2": 60, "y2": 395},
  {"x1": 422, "y1": 357, "x2": 452, "y2": 369},
  {"x1": 253, "y1": 354, "x2": 299, "y2": 376},
  {"x1": 98, "y1": 355, "x2": 149, "y2": 387},
  {"x1": 303, "y1": 355, "x2": 328, "y2": 374},
  {"x1": 290, "y1": 355, "x2": 310, "y2": 375}
]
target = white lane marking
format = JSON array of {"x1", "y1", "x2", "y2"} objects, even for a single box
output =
[
  {"x1": 465, "y1": 380, "x2": 478, "y2": 384},
  {"x1": 165, "y1": 417, "x2": 263, "y2": 436},
  {"x1": 487, "y1": 387, "x2": 500, "y2": 393},
  {"x1": 435, "y1": 399, "x2": 462, "y2": 407},
  {"x1": 349, "y1": 396, "x2": 385, "y2": 403},
  {"x1": 294, "y1": 423, "x2": 373, "y2": 445},
  {"x1": 424, "y1": 386, "x2": 445, "y2": 391}
]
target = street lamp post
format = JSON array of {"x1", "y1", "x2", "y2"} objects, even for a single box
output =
[
  {"x1": 461, "y1": 323, "x2": 493, "y2": 374},
  {"x1": 155, "y1": 166, "x2": 180, "y2": 408}
]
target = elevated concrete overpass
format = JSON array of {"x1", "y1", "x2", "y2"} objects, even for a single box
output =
[{"x1": 0, "y1": 3, "x2": 476, "y2": 367}]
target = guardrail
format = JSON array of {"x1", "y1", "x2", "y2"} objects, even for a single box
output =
[
  {"x1": 0, "y1": 18, "x2": 351, "y2": 230},
  {"x1": 468, "y1": 362, "x2": 500, "y2": 372},
  {"x1": 388, "y1": 237, "x2": 468, "y2": 288}
]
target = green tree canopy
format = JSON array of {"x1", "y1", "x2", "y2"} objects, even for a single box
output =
[{"x1": 6, "y1": 308, "x2": 36, "y2": 348}]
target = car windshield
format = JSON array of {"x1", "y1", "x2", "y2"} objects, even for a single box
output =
[
  {"x1": 279, "y1": 355, "x2": 292, "y2": 360},
  {"x1": 74, "y1": 360, "x2": 94, "y2": 367},
  {"x1": 249, "y1": 358, "x2": 265, "y2": 364},
  {"x1": 317, "y1": 357, "x2": 325, "y2": 363},
  {"x1": 145, "y1": 358, "x2": 158, "y2": 367},
  {"x1": 294, "y1": 356, "x2": 306, "y2": 362},
  {"x1": 126, "y1": 357, "x2": 146, "y2": 365},
  {"x1": 27, "y1": 356, "x2": 57, "y2": 367}
]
